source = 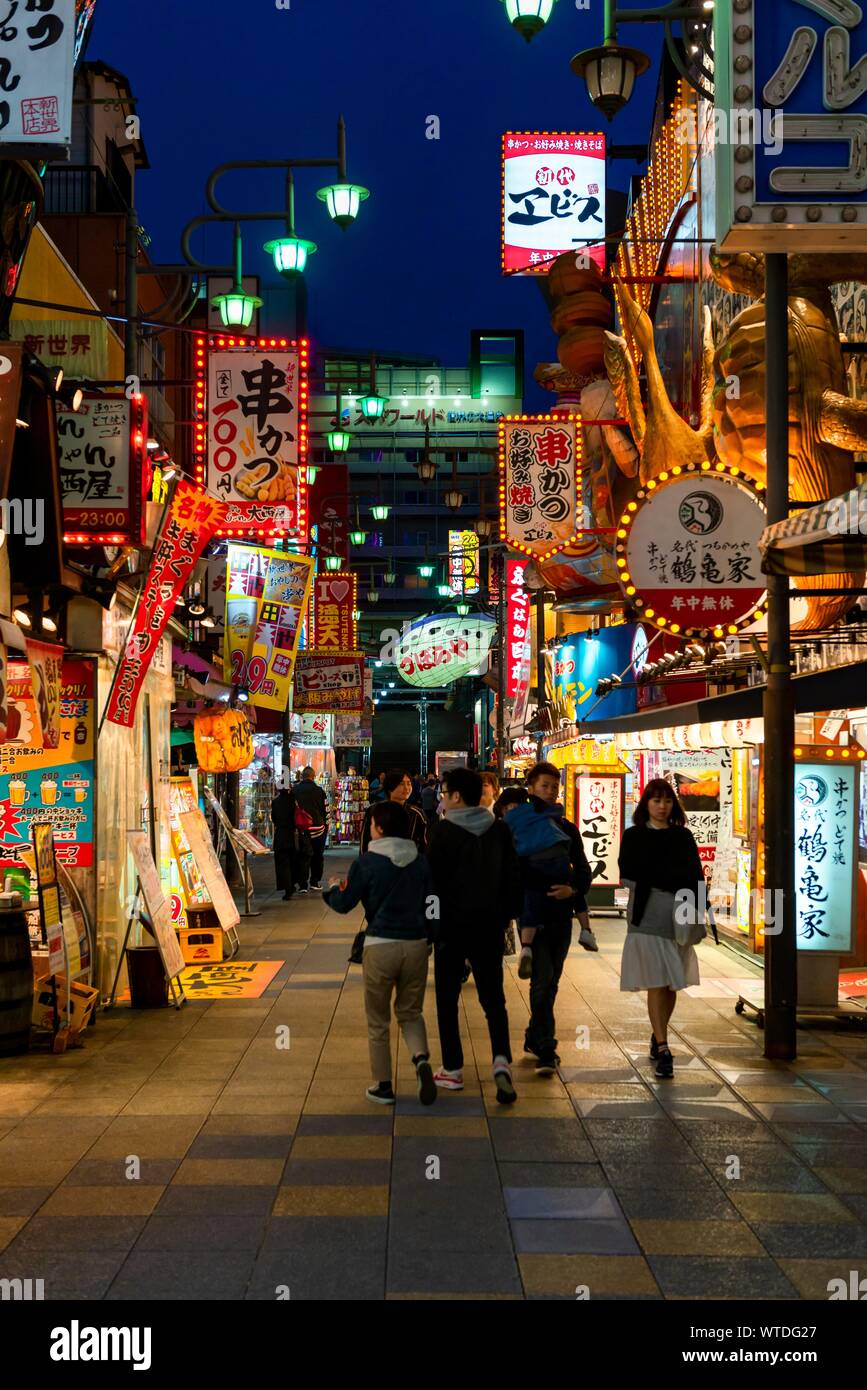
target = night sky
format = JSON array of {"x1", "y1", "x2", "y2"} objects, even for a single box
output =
[{"x1": 91, "y1": 0, "x2": 661, "y2": 406}]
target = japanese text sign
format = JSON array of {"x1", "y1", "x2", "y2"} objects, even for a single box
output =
[
  {"x1": 576, "y1": 775, "x2": 623, "y2": 887},
  {"x1": 58, "y1": 392, "x2": 146, "y2": 545},
  {"x1": 794, "y1": 762, "x2": 856, "y2": 954},
  {"x1": 12, "y1": 320, "x2": 108, "y2": 380},
  {"x1": 0, "y1": 0, "x2": 75, "y2": 160},
  {"x1": 621, "y1": 473, "x2": 767, "y2": 637},
  {"x1": 106, "y1": 482, "x2": 223, "y2": 728},
  {"x1": 448, "y1": 530, "x2": 480, "y2": 596},
  {"x1": 224, "y1": 543, "x2": 314, "y2": 714},
  {"x1": 553, "y1": 627, "x2": 638, "y2": 723},
  {"x1": 395, "y1": 613, "x2": 497, "y2": 689},
  {"x1": 499, "y1": 415, "x2": 582, "y2": 561},
  {"x1": 506, "y1": 559, "x2": 532, "y2": 699},
  {"x1": 502, "y1": 132, "x2": 606, "y2": 274},
  {"x1": 716, "y1": 1, "x2": 867, "y2": 250},
  {"x1": 293, "y1": 651, "x2": 365, "y2": 713},
  {"x1": 202, "y1": 339, "x2": 308, "y2": 538},
  {"x1": 311, "y1": 571, "x2": 357, "y2": 650}
]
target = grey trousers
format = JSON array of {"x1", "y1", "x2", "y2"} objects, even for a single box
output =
[{"x1": 362, "y1": 938, "x2": 430, "y2": 1082}]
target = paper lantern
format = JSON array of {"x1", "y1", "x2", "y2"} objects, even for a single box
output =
[{"x1": 194, "y1": 706, "x2": 254, "y2": 773}]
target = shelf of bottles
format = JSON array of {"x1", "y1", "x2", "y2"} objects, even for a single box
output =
[{"x1": 334, "y1": 775, "x2": 369, "y2": 844}]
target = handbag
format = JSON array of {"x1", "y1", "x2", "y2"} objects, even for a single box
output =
[
  {"x1": 295, "y1": 806, "x2": 314, "y2": 831},
  {"x1": 345, "y1": 865, "x2": 408, "y2": 965}
]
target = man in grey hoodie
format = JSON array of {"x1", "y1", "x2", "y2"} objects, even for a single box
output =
[{"x1": 427, "y1": 767, "x2": 523, "y2": 1104}]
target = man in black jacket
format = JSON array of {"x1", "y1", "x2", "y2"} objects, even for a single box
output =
[
  {"x1": 521, "y1": 762, "x2": 593, "y2": 1075},
  {"x1": 428, "y1": 767, "x2": 523, "y2": 1104},
  {"x1": 293, "y1": 766, "x2": 329, "y2": 891},
  {"x1": 359, "y1": 769, "x2": 427, "y2": 853}
]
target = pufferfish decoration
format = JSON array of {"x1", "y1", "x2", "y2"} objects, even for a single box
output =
[{"x1": 604, "y1": 248, "x2": 867, "y2": 632}]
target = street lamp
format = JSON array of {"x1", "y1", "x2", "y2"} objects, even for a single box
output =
[
  {"x1": 418, "y1": 563, "x2": 434, "y2": 579},
  {"x1": 317, "y1": 183, "x2": 370, "y2": 228},
  {"x1": 437, "y1": 583, "x2": 453, "y2": 599},
  {"x1": 571, "y1": 36, "x2": 651, "y2": 120},
  {"x1": 371, "y1": 504, "x2": 390, "y2": 521},
  {"x1": 456, "y1": 601, "x2": 471, "y2": 617},
  {"x1": 350, "y1": 529, "x2": 368, "y2": 546},
  {"x1": 264, "y1": 234, "x2": 318, "y2": 276},
  {"x1": 325, "y1": 555, "x2": 342, "y2": 571},
  {"x1": 359, "y1": 392, "x2": 388, "y2": 420},
  {"x1": 501, "y1": 0, "x2": 558, "y2": 43},
  {"x1": 210, "y1": 223, "x2": 264, "y2": 328}
]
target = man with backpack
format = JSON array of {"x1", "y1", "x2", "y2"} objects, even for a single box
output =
[
  {"x1": 427, "y1": 767, "x2": 523, "y2": 1104},
  {"x1": 293, "y1": 766, "x2": 328, "y2": 891}
]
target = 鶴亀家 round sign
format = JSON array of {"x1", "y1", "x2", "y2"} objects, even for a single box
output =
[{"x1": 617, "y1": 469, "x2": 767, "y2": 637}]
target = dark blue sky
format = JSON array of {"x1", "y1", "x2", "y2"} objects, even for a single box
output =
[{"x1": 91, "y1": 0, "x2": 661, "y2": 407}]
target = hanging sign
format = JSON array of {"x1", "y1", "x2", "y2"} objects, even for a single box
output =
[
  {"x1": 395, "y1": 613, "x2": 497, "y2": 688},
  {"x1": 619, "y1": 471, "x2": 767, "y2": 637},
  {"x1": 794, "y1": 762, "x2": 856, "y2": 955},
  {"x1": 506, "y1": 560, "x2": 532, "y2": 698},
  {"x1": 0, "y1": 0, "x2": 75, "y2": 160},
  {"x1": 310, "y1": 571, "x2": 357, "y2": 650},
  {"x1": 291, "y1": 712, "x2": 334, "y2": 748},
  {"x1": 200, "y1": 337, "x2": 308, "y2": 538},
  {"x1": 499, "y1": 415, "x2": 582, "y2": 561},
  {"x1": 293, "y1": 651, "x2": 365, "y2": 713},
  {"x1": 57, "y1": 393, "x2": 147, "y2": 545},
  {"x1": 552, "y1": 627, "x2": 639, "y2": 723},
  {"x1": 502, "y1": 131, "x2": 606, "y2": 274},
  {"x1": 106, "y1": 481, "x2": 223, "y2": 727},
  {"x1": 223, "y1": 543, "x2": 314, "y2": 713},
  {"x1": 716, "y1": 1, "x2": 867, "y2": 251},
  {"x1": 448, "y1": 530, "x2": 480, "y2": 596},
  {"x1": 576, "y1": 774, "x2": 623, "y2": 887}
]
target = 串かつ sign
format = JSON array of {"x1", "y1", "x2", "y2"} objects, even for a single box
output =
[{"x1": 499, "y1": 415, "x2": 582, "y2": 562}]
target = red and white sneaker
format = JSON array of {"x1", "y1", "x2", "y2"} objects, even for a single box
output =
[{"x1": 433, "y1": 1068, "x2": 464, "y2": 1090}]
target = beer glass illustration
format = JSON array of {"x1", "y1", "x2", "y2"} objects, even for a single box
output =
[
  {"x1": 40, "y1": 776, "x2": 58, "y2": 806},
  {"x1": 74, "y1": 787, "x2": 87, "y2": 803},
  {"x1": 9, "y1": 777, "x2": 28, "y2": 805}
]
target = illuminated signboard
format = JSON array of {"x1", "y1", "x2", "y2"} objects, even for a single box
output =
[
  {"x1": 794, "y1": 762, "x2": 856, "y2": 955},
  {"x1": 502, "y1": 131, "x2": 606, "y2": 274},
  {"x1": 619, "y1": 469, "x2": 767, "y2": 637},
  {"x1": 499, "y1": 414, "x2": 582, "y2": 561},
  {"x1": 58, "y1": 393, "x2": 147, "y2": 546},
  {"x1": 448, "y1": 530, "x2": 480, "y2": 596},
  {"x1": 395, "y1": 613, "x2": 496, "y2": 689}
]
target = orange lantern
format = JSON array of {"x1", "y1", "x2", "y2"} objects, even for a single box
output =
[{"x1": 193, "y1": 705, "x2": 254, "y2": 773}]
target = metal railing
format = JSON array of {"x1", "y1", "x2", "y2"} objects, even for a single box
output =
[{"x1": 43, "y1": 164, "x2": 129, "y2": 216}]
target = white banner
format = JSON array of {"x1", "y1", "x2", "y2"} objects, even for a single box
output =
[
  {"x1": 576, "y1": 774, "x2": 622, "y2": 888},
  {"x1": 0, "y1": 0, "x2": 75, "y2": 158}
]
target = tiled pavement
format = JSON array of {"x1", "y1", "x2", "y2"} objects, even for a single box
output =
[{"x1": 1, "y1": 851, "x2": 867, "y2": 1300}]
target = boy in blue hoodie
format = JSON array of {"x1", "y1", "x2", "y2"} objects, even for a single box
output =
[
  {"x1": 324, "y1": 800, "x2": 436, "y2": 1106},
  {"x1": 500, "y1": 789, "x2": 573, "y2": 980}
]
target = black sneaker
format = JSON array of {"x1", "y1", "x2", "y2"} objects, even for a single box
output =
[
  {"x1": 535, "y1": 1049, "x2": 558, "y2": 1076},
  {"x1": 524, "y1": 1042, "x2": 560, "y2": 1064},
  {"x1": 415, "y1": 1058, "x2": 437, "y2": 1107},
  {"x1": 655, "y1": 1048, "x2": 674, "y2": 1080},
  {"x1": 649, "y1": 1034, "x2": 659, "y2": 1061},
  {"x1": 366, "y1": 1082, "x2": 396, "y2": 1105}
]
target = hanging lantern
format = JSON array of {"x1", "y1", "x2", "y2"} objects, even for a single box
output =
[{"x1": 194, "y1": 705, "x2": 254, "y2": 773}]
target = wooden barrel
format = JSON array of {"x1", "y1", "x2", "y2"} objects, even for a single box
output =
[{"x1": 0, "y1": 908, "x2": 33, "y2": 1055}]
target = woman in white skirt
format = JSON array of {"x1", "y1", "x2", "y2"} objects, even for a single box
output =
[{"x1": 619, "y1": 778, "x2": 706, "y2": 1080}]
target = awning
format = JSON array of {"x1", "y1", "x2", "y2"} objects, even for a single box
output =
[
  {"x1": 759, "y1": 482, "x2": 867, "y2": 577},
  {"x1": 570, "y1": 658, "x2": 867, "y2": 735}
]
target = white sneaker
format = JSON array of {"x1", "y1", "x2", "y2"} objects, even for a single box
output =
[
  {"x1": 433, "y1": 1068, "x2": 464, "y2": 1090},
  {"x1": 579, "y1": 925, "x2": 599, "y2": 952}
]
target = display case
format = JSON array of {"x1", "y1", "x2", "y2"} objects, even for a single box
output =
[
  {"x1": 169, "y1": 776, "x2": 212, "y2": 929},
  {"x1": 334, "y1": 775, "x2": 368, "y2": 844}
]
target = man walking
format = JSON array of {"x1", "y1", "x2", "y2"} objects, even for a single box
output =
[
  {"x1": 293, "y1": 766, "x2": 329, "y2": 890},
  {"x1": 360, "y1": 769, "x2": 427, "y2": 853},
  {"x1": 521, "y1": 761, "x2": 593, "y2": 1075},
  {"x1": 428, "y1": 767, "x2": 523, "y2": 1104}
]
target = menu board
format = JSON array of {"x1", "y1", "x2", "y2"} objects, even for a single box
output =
[
  {"x1": 127, "y1": 831, "x2": 186, "y2": 981},
  {"x1": 169, "y1": 776, "x2": 212, "y2": 925},
  {"x1": 179, "y1": 809, "x2": 241, "y2": 936}
]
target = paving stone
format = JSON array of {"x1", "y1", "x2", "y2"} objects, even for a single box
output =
[
  {"x1": 0, "y1": 1187, "x2": 53, "y2": 1217},
  {"x1": 105, "y1": 1250, "x2": 255, "y2": 1300},
  {"x1": 647, "y1": 1255, "x2": 799, "y2": 1298},
  {"x1": 185, "y1": 1133, "x2": 295, "y2": 1160},
  {"x1": 750, "y1": 1222, "x2": 867, "y2": 1259},
  {"x1": 487, "y1": 1120, "x2": 594, "y2": 1163},
  {"x1": 246, "y1": 1250, "x2": 386, "y2": 1300},
  {"x1": 62, "y1": 1158, "x2": 180, "y2": 1186},
  {"x1": 498, "y1": 1162, "x2": 608, "y2": 1189},
  {"x1": 386, "y1": 1247, "x2": 522, "y2": 1296},
  {"x1": 616, "y1": 1188, "x2": 742, "y2": 1221},
  {"x1": 387, "y1": 1212, "x2": 515, "y2": 1254},
  {"x1": 0, "y1": 1250, "x2": 130, "y2": 1300},
  {"x1": 3, "y1": 1215, "x2": 147, "y2": 1253},
  {"x1": 503, "y1": 1187, "x2": 621, "y2": 1220},
  {"x1": 729, "y1": 1190, "x2": 856, "y2": 1224},
  {"x1": 281, "y1": 1159, "x2": 391, "y2": 1187},
  {"x1": 154, "y1": 1185, "x2": 278, "y2": 1216},
  {"x1": 261, "y1": 1216, "x2": 388, "y2": 1251},
  {"x1": 519, "y1": 1253, "x2": 660, "y2": 1298},
  {"x1": 512, "y1": 1219, "x2": 639, "y2": 1255},
  {"x1": 630, "y1": 1219, "x2": 764, "y2": 1256},
  {"x1": 135, "y1": 1215, "x2": 268, "y2": 1252}
]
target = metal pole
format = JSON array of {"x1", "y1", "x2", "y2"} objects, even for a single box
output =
[
  {"x1": 534, "y1": 590, "x2": 546, "y2": 762},
  {"x1": 337, "y1": 115, "x2": 347, "y2": 182},
  {"x1": 762, "y1": 252, "x2": 797, "y2": 1060},
  {"x1": 496, "y1": 550, "x2": 506, "y2": 779},
  {"x1": 125, "y1": 205, "x2": 139, "y2": 381}
]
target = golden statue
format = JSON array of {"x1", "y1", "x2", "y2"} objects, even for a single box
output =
[{"x1": 605, "y1": 251, "x2": 867, "y2": 631}]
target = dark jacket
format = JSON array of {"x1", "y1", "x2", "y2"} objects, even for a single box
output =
[
  {"x1": 428, "y1": 807, "x2": 523, "y2": 941},
  {"x1": 293, "y1": 779, "x2": 328, "y2": 832},
  {"x1": 618, "y1": 823, "x2": 705, "y2": 928},
  {"x1": 359, "y1": 800, "x2": 428, "y2": 854},
  {"x1": 323, "y1": 839, "x2": 432, "y2": 940},
  {"x1": 271, "y1": 790, "x2": 301, "y2": 891},
  {"x1": 517, "y1": 795, "x2": 593, "y2": 923}
]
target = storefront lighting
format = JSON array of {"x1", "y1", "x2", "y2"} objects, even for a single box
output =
[
  {"x1": 236, "y1": 688, "x2": 250, "y2": 703},
  {"x1": 359, "y1": 393, "x2": 388, "y2": 420},
  {"x1": 187, "y1": 589, "x2": 206, "y2": 618},
  {"x1": 162, "y1": 462, "x2": 178, "y2": 482},
  {"x1": 349, "y1": 529, "x2": 367, "y2": 546},
  {"x1": 371, "y1": 504, "x2": 390, "y2": 521},
  {"x1": 316, "y1": 182, "x2": 370, "y2": 228},
  {"x1": 201, "y1": 609, "x2": 216, "y2": 629},
  {"x1": 42, "y1": 615, "x2": 58, "y2": 634},
  {"x1": 13, "y1": 607, "x2": 31, "y2": 627},
  {"x1": 502, "y1": 0, "x2": 558, "y2": 43},
  {"x1": 325, "y1": 555, "x2": 342, "y2": 571},
  {"x1": 327, "y1": 429, "x2": 353, "y2": 453},
  {"x1": 264, "y1": 235, "x2": 318, "y2": 277}
]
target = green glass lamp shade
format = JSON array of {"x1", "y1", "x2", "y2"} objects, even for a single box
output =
[
  {"x1": 456, "y1": 602, "x2": 471, "y2": 616},
  {"x1": 210, "y1": 287, "x2": 264, "y2": 329},
  {"x1": 358, "y1": 392, "x2": 388, "y2": 419},
  {"x1": 264, "y1": 236, "x2": 318, "y2": 276},
  {"x1": 503, "y1": 0, "x2": 557, "y2": 41},
  {"x1": 304, "y1": 465, "x2": 319, "y2": 485},
  {"x1": 437, "y1": 584, "x2": 453, "y2": 599},
  {"x1": 324, "y1": 555, "x2": 342, "y2": 572},
  {"x1": 371, "y1": 504, "x2": 390, "y2": 521},
  {"x1": 418, "y1": 564, "x2": 434, "y2": 579},
  {"x1": 327, "y1": 429, "x2": 353, "y2": 453},
  {"x1": 349, "y1": 529, "x2": 368, "y2": 546},
  {"x1": 316, "y1": 183, "x2": 370, "y2": 228}
]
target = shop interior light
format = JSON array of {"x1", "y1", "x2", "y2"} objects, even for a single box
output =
[
  {"x1": 502, "y1": 0, "x2": 558, "y2": 43},
  {"x1": 371, "y1": 504, "x2": 390, "y2": 521},
  {"x1": 349, "y1": 529, "x2": 367, "y2": 546},
  {"x1": 236, "y1": 688, "x2": 250, "y2": 703},
  {"x1": 325, "y1": 555, "x2": 342, "y2": 571},
  {"x1": 359, "y1": 392, "x2": 388, "y2": 420},
  {"x1": 13, "y1": 607, "x2": 31, "y2": 627},
  {"x1": 327, "y1": 429, "x2": 353, "y2": 453},
  {"x1": 316, "y1": 182, "x2": 370, "y2": 228},
  {"x1": 264, "y1": 235, "x2": 318, "y2": 277}
]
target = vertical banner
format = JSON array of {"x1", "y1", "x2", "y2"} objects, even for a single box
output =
[
  {"x1": 32, "y1": 821, "x2": 63, "y2": 975},
  {"x1": 24, "y1": 638, "x2": 64, "y2": 750},
  {"x1": 310, "y1": 571, "x2": 357, "y2": 649},
  {"x1": 794, "y1": 763, "x2": 856, "y2": 955},
  {"x1": 499, "y1": 415, "x2": 581, "y2": 561},
  {"x1": 308, "y1": 462, "x2": 348, "y2": 563},
  {"x1": 448, "y1": 530, "x2": 480, "y2": 595},
  {"x1": 0, "y1": 0, "x2": 75, "y2": 161},
  {"x1": 200, "y1": 338, "x2": 308, "y2": 539},
  {"x1": 224, "y1": 544, "x2": 314, "y2": 712},
  {"x1": 576, "y1": 774, "x2": 623, "y2": 887},
  {"x1": 505, "y1": 559, "x2": 532, "y2": 699},
  {"x1": 106, "y1": 481, "x2": 223, "y2": 727}
]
